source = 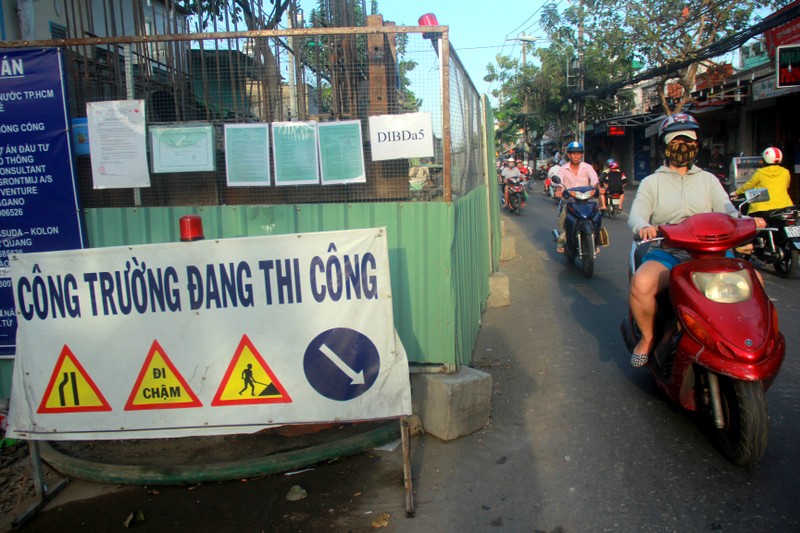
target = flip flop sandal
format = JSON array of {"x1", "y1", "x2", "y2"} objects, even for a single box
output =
[{"x1": 630, "y1": 352, "x2": 649, "y2": 367}]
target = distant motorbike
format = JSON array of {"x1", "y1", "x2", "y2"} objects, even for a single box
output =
[
  {"x1": 621, "y1": 203, "x2": 785, "y2": 466},
  {"x1": 506, "y1": 177, "x2": 526, "y2": 215},
  {"x1": 732, "y1": 190, "x2": 800, "y2": 278},
  {"x1": 550, "y1": 176, "x2": 604, "y2": 278},
  {"x1": 544, "y1": 176, "x2": 559, "y2": 199},
  {"x1": 605, "y1": 191, "x2": 624, "y2": 219}
]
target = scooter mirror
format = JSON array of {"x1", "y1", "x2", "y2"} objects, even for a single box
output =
[
  {"x1": 744, "y1": 188, "x2": 770, "y2": 204},
  {"x1": 550, "y1": 175, "x2": 561, "y2": 184}
]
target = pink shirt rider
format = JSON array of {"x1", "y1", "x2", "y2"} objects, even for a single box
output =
[{"x1": 557, "y1": 161, "x2": 599, "y2": 190}]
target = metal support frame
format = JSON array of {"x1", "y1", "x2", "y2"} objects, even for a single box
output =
[
  {"x1": 11, "y1": 441, "x2": 70, "y2": 529},
  {"x1": 401, "y1": 416, "x2": 415, "y2": 517}
]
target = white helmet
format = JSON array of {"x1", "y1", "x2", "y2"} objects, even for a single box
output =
[{"x1": 762, "y1": 147, "x2": 783, "y2": 165}]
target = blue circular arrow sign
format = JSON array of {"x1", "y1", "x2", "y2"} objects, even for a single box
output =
[{"x1": 303, "y1": 328, "x2": 380, "y2": 401}]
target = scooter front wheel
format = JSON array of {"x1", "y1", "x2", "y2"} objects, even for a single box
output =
[
  {"x1": 580, "y1": 231, "x2": 595, "y2": 278},
  {"x1": 712, "y1": 376, "x2": 768, "y2": 466}
]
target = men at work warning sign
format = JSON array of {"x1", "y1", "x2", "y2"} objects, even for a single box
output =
[{"x1": 212, "y1": 335, "x2": 291, "y2": 406}]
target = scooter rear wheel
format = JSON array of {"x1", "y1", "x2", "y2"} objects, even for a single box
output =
[
  {"x1": 774, "y1": 241, "x2": 798, "y2": 278},
  {"x1": 712, "y1": 377, "x2": 768, "y2": 466}
]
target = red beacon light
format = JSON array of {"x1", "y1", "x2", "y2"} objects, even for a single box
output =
[
  {"x1": 179, "y1": 215, "x2": 204, "y2": 242},
  {"x1": 418, "y1": 13, "x2": 441, "y2": 56}
]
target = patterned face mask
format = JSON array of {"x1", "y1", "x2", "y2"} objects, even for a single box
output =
[{"x1": 665, "y1": 139, "x2": 698, "y2": 168}]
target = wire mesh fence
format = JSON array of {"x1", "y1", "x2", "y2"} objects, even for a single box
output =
[{"x1": 28, "y1": 21, "x2": 485, "y2": 209}]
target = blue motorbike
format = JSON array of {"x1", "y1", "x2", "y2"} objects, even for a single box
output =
[{"x1": 551, "y1": 179, "x2": 604, "y2": 278}]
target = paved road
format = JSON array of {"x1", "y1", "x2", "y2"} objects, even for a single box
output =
[{"x1": 20, "y1": 185, "x2": 800, "y2": 532}]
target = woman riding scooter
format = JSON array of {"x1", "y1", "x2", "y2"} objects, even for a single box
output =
[
  {"x1": 730, "y1": 147, "x2": 793, "y2": 217},
  {"x1": 626, "y1": 113, "x2": 766, "y2": 367}
]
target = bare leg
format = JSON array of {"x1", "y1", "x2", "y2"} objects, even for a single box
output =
[{"x1": 629, "y1": 260, "x2": 670, "y2": 355}]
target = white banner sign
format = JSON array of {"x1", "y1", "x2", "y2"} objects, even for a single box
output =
[
  {"x1": 7, "y1": 228, "x2": 411, "y2": 440},
  {"x1": 368, "y1": 112, "x2": 434, "y2": 161}
]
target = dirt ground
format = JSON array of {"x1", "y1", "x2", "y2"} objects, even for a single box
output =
[{"x1": 0, "y1": 421, "x2": 414, "y2": 532}]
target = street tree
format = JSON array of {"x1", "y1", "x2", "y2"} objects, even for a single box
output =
[
  {"x1": 540, "y1": 0, "x2": 790, "y2": 115},
  {"x1": 618, "y1": 0, "x2": 788, "y2": 113},
  {"x1": 177, "y1": 0, "x2": 291, "y2": 120}
]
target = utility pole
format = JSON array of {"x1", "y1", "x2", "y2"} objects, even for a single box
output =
[
  {"x1": 576, "y1": 0, "x2": 585, "y2": 145},
  {"x1": 506, "y1": 34, "x2": 545, "y2": 163}
]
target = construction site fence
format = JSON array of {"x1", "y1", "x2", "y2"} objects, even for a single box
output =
[{"x1": 4, "y1": 23, "x2": 485, "y2": 209}]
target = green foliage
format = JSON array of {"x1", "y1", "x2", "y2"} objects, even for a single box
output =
[
  {"x1": 488, "y1": 0, "x2": 788, "y2": 145},
  {"x1": 177, "y1": 0, "x2": 290, "y2": 31},
  {"x1": 302, "y1": 0, "x2": 421, "y2": 114}
]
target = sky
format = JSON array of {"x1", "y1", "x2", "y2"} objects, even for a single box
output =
[
  {"x1": 297, "y1": 0, "x2": 555, "y2": 99},
  {"x1": 291, "y1": 0, "x2": 750, "y2": 103}
]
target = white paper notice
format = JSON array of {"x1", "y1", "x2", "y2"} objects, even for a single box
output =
[
  {"x1": 368, "y1": 112, "x2": 434, "y2": 161},
  {"x1": 87, "y1": 100, "x2": 150, "y2": 189}
]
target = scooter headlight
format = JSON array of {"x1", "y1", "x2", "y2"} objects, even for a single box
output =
[
  {"x1": 691, "y1": 269, "x2": 752, "y2": 303},
  {"x1": 571, "y1": 189, "x2": 595, "y2": 201}
]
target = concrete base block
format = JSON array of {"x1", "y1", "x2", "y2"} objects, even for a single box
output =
[
  {"x1": 486, "y1": 272, "x2": 510, "y2": 308},
  {"x1": 411, "y1": 367, "x2": 492, "y2": 441},
  {"x1": 500, "y1": 236, "x2": 516, "y2": 262}
]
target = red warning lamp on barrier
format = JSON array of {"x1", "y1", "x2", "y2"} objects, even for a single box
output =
[
  {"x1": 179, "y1": 215, "x2": 204, "y2": 242},
  {"x1": 419, "y1": 13, "x2": 441, "y2": 57}
]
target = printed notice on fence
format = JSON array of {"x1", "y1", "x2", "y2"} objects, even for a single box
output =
[
  {"x1": 272, "y1": 122, "x2": 319, "y2": 186},
  {"x1": 151, "y1": 124, "x2": 215, "y2": 173},
  {"x1": 225, "y1": 124, "x2": 271, "y2": 186},
  {"x1": 318, "y1": 121, "x2": 366, "y2": 185},
  {"x1": 87, "y1": 100, "x2": 150, "y2": 189},
  {"x1": 368, "y1": 112, "x2": 434, "y2": 161}
]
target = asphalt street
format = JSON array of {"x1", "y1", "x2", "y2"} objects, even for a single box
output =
[{"x1": 16, "y1": 183, "x2": 800, "y2": 532}]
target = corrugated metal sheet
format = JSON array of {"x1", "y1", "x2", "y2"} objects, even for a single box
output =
[
  {"x1": 453, "y1": 187, "x2": 492, "y2": 367},
  {"x1": 82, "y1": 202, "x2": 457, "y2": 366}
]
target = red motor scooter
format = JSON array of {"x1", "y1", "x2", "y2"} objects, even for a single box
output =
[{"x1": 621, "y1": 200, "x2": 785, "y2": 466}]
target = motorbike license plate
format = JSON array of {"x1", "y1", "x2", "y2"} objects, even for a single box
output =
[
  {"x1": 610, "y1": 198, "x2": 621, "y2": 206},
  {"x1": 784, "y1": 225, "x2": 800, "y2": 238}
]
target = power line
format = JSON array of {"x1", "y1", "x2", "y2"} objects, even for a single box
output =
[
  {"x1": 456, "y1": 44, "x2": 516, "y2": 50},
  {"x1": 507, "y1": 0, "x2": 563, "y2": 38}
]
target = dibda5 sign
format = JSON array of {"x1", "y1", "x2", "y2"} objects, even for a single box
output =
[{"x1": 368, "y1": 112, "x2": 434, "y2": 161}]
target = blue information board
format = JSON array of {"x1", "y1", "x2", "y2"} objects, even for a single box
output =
[{"x1": 0, "y1": 48, "x2": 84, "y2": 357}]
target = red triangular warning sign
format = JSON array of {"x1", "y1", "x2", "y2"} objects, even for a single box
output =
[
  {"x1": 125, "y1": 340, "x2": 203, "y2": 411},
  {"x1": 211, "y1": 335, "x2": 291, "y2": 406},
  {"x1": 37, "y1": 345, "x2": 112, "y2": 414}
]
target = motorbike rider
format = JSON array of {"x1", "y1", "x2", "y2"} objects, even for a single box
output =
[
  {"x1": 545, "y1": 161, "x2": 560, "y2": 194},
  {"x1": 555, "y1": 141, "x2": 599, "y2": 252},
  {"x1": 516, "y1": 160, "x2": 530, "y2": 206},
  {"x1": 730, "y1": 147, "x2": 793, "y2": 217},
  {"x1": 500, "y1": 157, "x2": 521, "y2": 208},
  {"x1": 599, "y1": 159, "x2": 628, "y2": 211},
  {"x1": 627, "y1": 113, "x2": 766, "y2": 367}
]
